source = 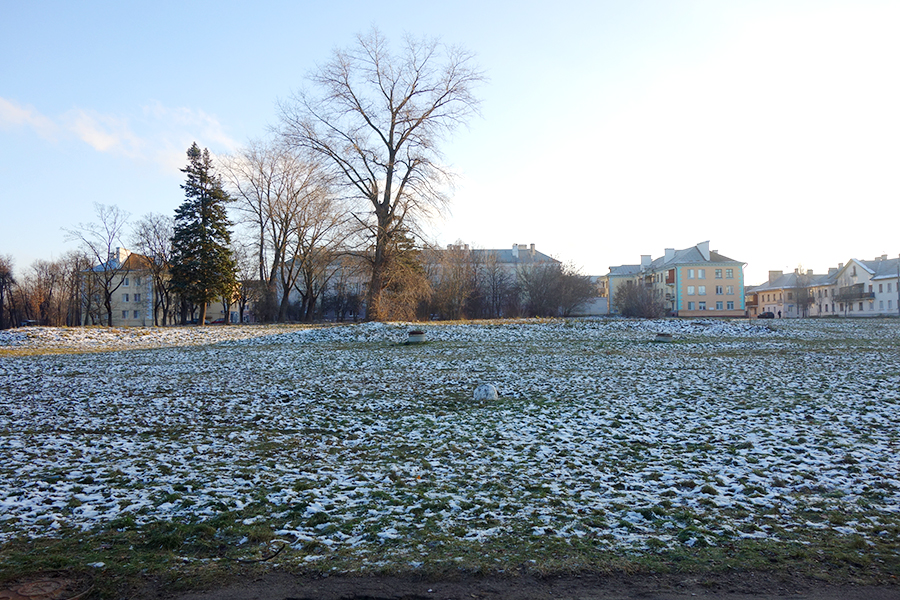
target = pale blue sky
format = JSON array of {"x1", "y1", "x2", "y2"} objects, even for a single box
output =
[{"x1": 3, "y1": 0, "x2": 898, "y2": 285}]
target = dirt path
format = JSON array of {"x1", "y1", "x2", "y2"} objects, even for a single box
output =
[{"x1": 161, "y1": 571, "x2": 899, "y2": 600}]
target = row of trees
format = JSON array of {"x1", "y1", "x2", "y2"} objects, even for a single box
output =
[{"x1": 0, "y1": 29, "x2": 596, "y2": 329}]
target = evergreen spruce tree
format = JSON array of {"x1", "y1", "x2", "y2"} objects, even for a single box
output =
[{"x1": 170, "y1": 143, "x2": 237, "y2": 325}]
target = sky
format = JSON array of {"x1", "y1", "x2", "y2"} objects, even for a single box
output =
[{"x1": 2, "y1": 0, "x2": 899, "y2": 285}]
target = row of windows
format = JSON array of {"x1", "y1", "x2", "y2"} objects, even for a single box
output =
[
  {"x1": 686, "y1": 285, "x2": 735, "y2": 296},
  {"x1": 687, "y1": 301, "x2": 735, "y2": 310},
  {"x1": 768, "y1": 282, "x2": 894, "y2": 303},
  {"x1": 122, "y1": 277, "x2": 142, "y2": 287},
  {"x1": 810, "y1": 300, "x2": 895, "y2": 313},
  {"x1": 687, "y1": 268, "x2": 735, "y2": 280},
  {"x1": 122, "y1": 310, "x2": 141, "y2": 319},
  {"x1": 122, "y1": 293, "x2": 142, "y2": 302}
]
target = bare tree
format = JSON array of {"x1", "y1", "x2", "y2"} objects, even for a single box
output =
[
  {"x1": 280, "y1": 28, "x2": 484, "y2": 321},
  {"x1": 794, "y1": 265, "x2": 813, "y2": 318},
  {"x1": 322, "y1": 254, "x2": 366, "y2": 322},
  {"x1": 613, "y1": 280, "x2": 666, "y2": 318},
  {"x1": 232, "y1": 242, "x2": 262, "y2": 324},
  {"x1": 478, "y1": 252, "x2": 516, "y2": 319},
  {"x1": 64, "y1": 203, "x2": 131, "y2": 326},
  {"x1": 518, "y1": 262, "x2": 564, "y2": 317},
  {"x1": 0, "y1": 255, "x2": 14, "y2": 329},
  {"x1": 131, "y1": 213, "x2": 176, "y2": 325},
  {"x1": 557, "y1": 263, "x2": 599, "y2": 317},
  {"x1": 222, "y1": 141, "x2": 339, "y2": 322},
  {"x1": 427, "y1": 243, "x2": 479, "y2": 320}
]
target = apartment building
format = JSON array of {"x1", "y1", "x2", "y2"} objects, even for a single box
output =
[
  {"x1": 748, "y1": 255, "x2": 899, "y2": 318},
  {"x1": 605, "y1": 241, "x2": 746, "y2": 317}
]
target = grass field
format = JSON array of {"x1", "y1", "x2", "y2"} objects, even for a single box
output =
[{"x1": 1, "y1": 318, "x2": 899, "y2": 594}]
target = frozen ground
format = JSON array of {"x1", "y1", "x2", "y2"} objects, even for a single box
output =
[{"x1": 1, "y1": 318, "x2": 899, "y2": 569}]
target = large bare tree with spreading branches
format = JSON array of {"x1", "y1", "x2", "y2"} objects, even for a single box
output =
[{"x1": 279, "y1": 28, "x2": 483, "y2": 321}]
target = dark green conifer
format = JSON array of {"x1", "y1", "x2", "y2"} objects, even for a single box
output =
[{"x1": 170, "y1": 143, "x2": 237, "y2": 325}]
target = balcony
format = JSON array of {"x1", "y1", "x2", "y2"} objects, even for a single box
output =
[{"x1": 835, "y1": 284, "x2": 875, "y2": 302}]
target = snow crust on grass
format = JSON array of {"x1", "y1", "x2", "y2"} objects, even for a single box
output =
[
  {"x1": 2, "y1": 318, "x2": 899, "y2": 562},
  {"x1": 0, "y1": 324, "x2": 299, "y2": 352}
]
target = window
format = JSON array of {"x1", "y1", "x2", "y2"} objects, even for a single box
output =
[
  {"x1": 122, "y1": 311, "x2": 128, "y2": 319},
  {"x1": 869, "y1": 284, "x2": 873, "y2": 293},
  {"x1": 687, "y1": 286, "x2": 695, "y2": 295},
  {"x1": 134, "y1": 310, "x2": 140, "y2": 319},
  {"x1": 725, "y1": 269, "x2": 734, "y2": 278},
  {"x1": 727, "y1": 301, "x2": 734, "y2": 310},
  {"x1": 890, "y1": 300, "x2": 894, "y2": 309},
  {"x1": 123, "y1": 278, "x2": 129, "y2": 287},
  {"x1": 688, "y1": 269, "x2": 695, "y2": 279},
  {"x1": 852, "y1": 266, "x2": 857, "y2": 276},
  {"x1": 849, "y1": 303, "x2": 853, "y2": 311},
  {"x1": 123, "y1": 293, "x2": 129, "y2": 302},
  {"x1": 698, "y1": 269, "x2": 706, "y2": 279},
  {"x1": 716, "y1": 301, "x2": 723, "y2": 310},
  {"x1": 889, "y1": 283, "x2": 894, "y2": 293},
  {"x1": 135, "y1": 277, "x2": 141, "y2": 285},
  {"x1": 688, "y1": 301, "x2": 695, "y2": 310},
  {"x1": 879, "y1": 284, "x2": 883, "y2": 293},
  {"x1": 880, "y1": 301, "x2": 884, "y2": 310},
  {"x1": 715, "y1": 286, "x2": 723, "y2": 295},
  {"x1": 698, "y1": 286, "x2": 706, "y2": 295},
  {"x1": 726, "y1": 285, "x2": 734, "y2": 295},
  {"x1": 824, "y1": 289, "x2": 828, "y2": 297},
  {"x1": 134, "y1": 293, "x2": 141, "y2": 302},
  {"x1": 859, "y1": 302, "x2": 864, "y2": 311},
  {"x1": 787, "y1": 292, "x2": 793, "y2": 300},
  {"x1": 824, "y1": 304, "x2": 828, "y2": 312},
  {"x1": 698, "y1": 301, "x2": 706, "y2": 310},
  {"x1": 715, "y1": 269, "x2": 722, "y2": 279}
]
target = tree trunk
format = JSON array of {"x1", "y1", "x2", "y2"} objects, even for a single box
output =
[
  {"x1": 105, "y1": 296, "x2": 113, "y2": 327},
  {"x1": 366, "y1": 214, "x2": 391, "y2": 321},
  {"x1": 278, "y1": 287, "x2": 291, "y2": 322},
  {"x1": 198, "y1": 302, "x2": 207, "y2": 326}
]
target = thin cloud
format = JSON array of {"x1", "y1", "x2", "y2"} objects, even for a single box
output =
[
  {"x1": 0, "y1": 97, "x2": 241, "y2": 173},
  {"x1": 63, "y1": 108, "x2": 144, "y2": 157},
  {"x1": 0, "y1": 97, "x2": 58, "y2": 139}
]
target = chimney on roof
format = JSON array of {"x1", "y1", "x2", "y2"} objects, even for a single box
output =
[
  {"x1": 794, "y1": 268, "x2": 799, "y2": 275},
  {"x1": 828, "y1": 267, "x2": 837, "y2": 276},
  {"x1": 109, "y1": 247, "x2": 131, "y2": 265},
  {"x1": 665, "y1": 248, "x2": 675, "y2": 262},
  {"x1": 697, "y1": 241, "x2": 710, "y2": 261},
  {"x1": 769, "y1": 270, "x2": 783, "y2": 283},
  {"x1": 511, "y1": 244, "x2": 519, "y2": 259},
  {"x1": 881, "y1": 254, "x2": 888, "y2": 261},
  {"x1": 641, "y1": 255, "x2": 652, "y2": 268},
  {"x1": 807, "y1": 269, "x2": 814, "y2": 276},
  {"x1": 530, "y1": 243, "x2": 535, "y2": 257},
  {"x1": 838, "y1": 262, "x2": 843, "y2": 270}
]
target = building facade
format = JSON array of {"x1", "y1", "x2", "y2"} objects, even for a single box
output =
[
  {"x1": 604, "y1": 241, "x2": 746, "y2": 318},
  {"x1": 747, "y1": 255, "x2": 899, "y2": 318}
]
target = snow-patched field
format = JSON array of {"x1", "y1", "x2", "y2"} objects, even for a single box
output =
[{"x1": 1, "y1": 319, "x2": 899, "y2": 565}]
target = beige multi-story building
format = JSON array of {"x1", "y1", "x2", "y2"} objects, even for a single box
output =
[
  {"x1": 604, "y1": 241, "x2": 746, "y2": 317},
  {"x1": 83, "y1": 248, "x2": 243, "y2": 326},
  {"x1": 747, "y1": 255, "x2": 899, "y2": 318}
]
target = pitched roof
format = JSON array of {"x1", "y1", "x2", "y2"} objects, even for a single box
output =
[
  {"x1": 472, "y1": 248, "x2": 559, "y2": 265},
  {"x1": 859, "y1": 257, "x2": 899, "y2": 280},
  {"x1": 752, "y1": 270, "x2": 836, "y2": 293},
  {"x1": 606, "y1": 242, "x2": 742, "y2": 277},
  {"x1": 607, "y1": 264, "x2": 642, "y2": 277},
  {"x1": 88, "y1": 251, "x2": 155, "y2": 273}
]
